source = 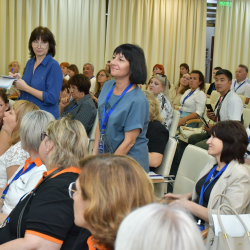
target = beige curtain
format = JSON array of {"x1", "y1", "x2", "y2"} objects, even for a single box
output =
[
  {"x1": 105, "y1": 0, "x2": 207, "y2": 85},
  {"x1": 213, "y1": 0, "x2": 250, "y2": 74},
  {"x1": 0, "y1": 0, "x2": 106, "y2": 76}
]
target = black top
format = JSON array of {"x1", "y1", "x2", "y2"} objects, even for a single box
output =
[
  {"x1": 207, "y1": 82, "x2": 215, "y2": 96},
  {"x1": 146, "y1": 120, "x2": 169, "y2": 172},
  {"x1": 193, "y1": 167, "x2": 222, "y2": 223},
  {"x1": 0, "y1": 172, "x2": 81, "y2": 250},
  {"x1": 72, "y1": 228, "x2": 92, "y2": 250}
]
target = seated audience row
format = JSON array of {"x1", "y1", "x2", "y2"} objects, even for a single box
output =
[
  {"x1": 189, "y1": 69, "x2": 243, "y2": 149},
  {"x1": 206, "y1": 66, "x2": 222, "y2": 97}
]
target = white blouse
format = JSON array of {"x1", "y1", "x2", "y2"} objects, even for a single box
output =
[
  {"x1": 180, "y1": 88, "x2": 206, "y2": 116},
  {"x1": 0, "y1": 141, "x2": 29, "y2": 188},
  {"x1": 2, "y1": 162, "x2": 47, "y2": 214}
]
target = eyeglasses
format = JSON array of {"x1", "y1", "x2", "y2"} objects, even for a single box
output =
[
  {"x1": 182, "y1": 76, "x2": 190, "y2": 80},
  {"x1": 32, "y1": 40, "x2": 48, "y2": 48},
  {"x1": 68, "y1": 182, "x2": 76, "y2": 198},
  {"x1": 98, "y1": 74, "x2": 106, "y2": 77},
  {"x1": 41, "y1": 132, "x2": 48, "y2": 141}
]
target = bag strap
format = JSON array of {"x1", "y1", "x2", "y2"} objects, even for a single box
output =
[
  {"x1": 217, "y1": 203, "x2": 250, "y2": 250},
  {"x1": 208, "y1": 194, "x2": 234, "y2": 229},
  {"x1": 16, "y1": 167, "x2": 64, "y2": 238}
]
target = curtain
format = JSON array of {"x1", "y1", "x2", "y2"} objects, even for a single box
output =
[
  {"x1": 105, "y1": 0, "x2": 207, "y2": 85},
  {"x1": 213, "y1": 0, "x2": 250, "y2": 73},
  {"x1": 0, "y1": 0, "x2": 106, "y2": 76}
]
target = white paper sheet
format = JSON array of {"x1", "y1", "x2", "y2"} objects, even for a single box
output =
[
  {"x1": 212, "y1": 214, "x2": 250, "y2": 237},
  {"x1": 148, "y1": 171, "x2": 164, "y2": 180},
  {"x1": 0, "y1": 75, "x2": 17, "y2": 89}
]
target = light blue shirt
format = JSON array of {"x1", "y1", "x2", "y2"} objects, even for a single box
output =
[{"x1": 98, "y1": 80, "x2": 149, "y2": 172}]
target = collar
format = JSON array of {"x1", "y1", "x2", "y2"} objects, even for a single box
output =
[
  {"x1": 40, "y1": 54, "x2": 52, "y2": 66},
  {"x1": 187, "y1": 87, "x2": 200, "y2": 96},
  {"x1": 21, "y1": 157, "x2": 43, "y2": 174},
  {"x1": 90, "y1": 76, "x2": 95, "y2": 80},
  {"x1": 87, "y1": 236, "x2": 107, "y2": 250},
  {"x1": 235, "y1": 78, "x2": 246, "y2": 84}
]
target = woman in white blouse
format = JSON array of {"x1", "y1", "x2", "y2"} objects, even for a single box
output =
[
  {"x1": 0, "y1": 110, "x2": 54, "y2": 223},
  {"x1": 0, "y1": 100, "x2": 39, "y2": 195},
  {"x1": 178, "y1": 70, "x2": 206, "y2": 128},
  {"x1": 149, "y1": 74, "x2": 173, "y2": 130}
]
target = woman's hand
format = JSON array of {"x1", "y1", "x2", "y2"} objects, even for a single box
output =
[
  {"x1": 162, "y1": 193, "x2": 191, "y2": 200},
  {"x1": 60, "y1": 97, "x2": 70, "y2": 108},
  {"x1": 178, "y1": 117, "x2": 186, "y2": 127},
  {"x1": 14, "y1": 79, "x2": 29, "y2": 91}
]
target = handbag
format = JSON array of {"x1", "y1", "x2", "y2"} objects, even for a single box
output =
[
  {"x1": 205, "y1": 194, "x2": 250, "y2": 250},
  {"x1": 180, "y1": 126, "x2": 203, "y2": 139}
]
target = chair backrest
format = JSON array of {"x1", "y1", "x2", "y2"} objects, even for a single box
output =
[
  {"x1": 238, "y1": 94, "x2": 246, "y2": 106},
  {"x1": 169, "y1": 110, "x2": 180, "y2": 137},
  {"x1": 205, "y1": 83, "x2": 210, "y2": 94},
  {"x1": 210, "y1": 90, "x2": 220, "y2": 104},
  {"x1": 243, "y1": 108, "x2": 250, "y2": 129},
  {"x1": 173, "y1": 145, "x2": 213, "y2": 194},
  {"x1": 154, "y1": 137, "x2": 177, "y2": 176},
  {"x1": 88, "y1": 112, "x2": 98, "y2": 155},
  {"x1": 243, "y1": 164, "x2": 250, "y2": 213},
  {"x1": 154, "y1": 137, "x2": 177, "y2": 198}
]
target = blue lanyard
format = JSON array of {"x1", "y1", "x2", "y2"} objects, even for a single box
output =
[
  {"x1": 234, "y1": 80, "x2": 245, "y2": 92},
  {"x1": 101, "y1": 83, "x2": 133, "y2": 135},
  {"x1": 199, "y1": 163, "x2": 229, "y2": 206},
  {"x1": 212, "y1": 84, "x2": 216, "y2": 91},
  {"x1": 62, "y1": 103, "x2": 78, "y2": 117},
  {"x1": 90, "y1": 76, "x2": 95, "y2": 79},
  {"x1": 182, "y1": 90, "x2": 195, "y2": 107},
  {"x1": 1, "y1": 162, "x2": 37, "y2": 200}
]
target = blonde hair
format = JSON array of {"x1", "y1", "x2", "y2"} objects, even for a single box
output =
[
  {"x1": 143, "y1": 90, "x2": 163, "y2": 123},
  {"x1": 94, "y1": 69, "x2": 111, "y2": 93},
  {"x1": 8, "y1": 60, "x2": 20, "y2": 70},
  {"x1": 150, "y1": 74, "x2": 169, "y2": 96},
  {"x1": 46, "y1": 117, "x2": 88, "y2": 169},
  {"x1": 116, "y1": 204, "x2": 205, "y2": 250},
  {"x1": 10, "y1": 100, "x2": 39, "y2": 145},
  {"x1": 78, "y1": 154, "x2": 155, "y2": 249}
]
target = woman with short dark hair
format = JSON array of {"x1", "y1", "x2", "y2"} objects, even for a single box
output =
[
  {"x1": 164, "y1": 120, "x2": 250, "y2": 230},
  {"x1": 92, "y1": 44, "x2": 150, "y2": 172},
  {"x1": 9, "y1": 26, "x2": 63, "y2": 118},
  {"x1": 59, "y1": 74, "x2": 96, "y2": 135}
]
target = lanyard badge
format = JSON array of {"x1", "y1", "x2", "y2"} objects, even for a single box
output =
[{"x1": 99, "y1": 83, "x2": 133, "y2": 154}]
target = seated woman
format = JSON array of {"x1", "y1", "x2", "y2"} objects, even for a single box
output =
[
  {"x1": 152, "y1": 64, "x2": 165, "y2": 75},
  {"x1": 0, "y1": 100, "x2": 39, "y2": 194},
  {"x1": 0, "y1": 90, "x2": 9, "y2": 130},
  {"x1": 0, "y1": 110, "x2": 54, "y2": 223},
  {"x1": 143, "y1": 90, "x2": 169, "y2": 171},
  {"x1": 115, "y1": 204, "x2": 205, "y2": 250},
  {"x1": 67, "y1": 64, "x2": 79, "y2": 78},
  {"x1": 71, "y1": 154, "x2": 155, "y2": 250},
  {"x1": 59, "y1": 74, "x2": 96, "y2": 135},
  {"x1": 169, "y1": 73, "x2": 190, "y2": 109},
  {"x1": 163, "y1": 121, "x2": 250, "y2": 231},
  {"x1": 178, "y1": 70, "x2": 206, "y2": 128},
  {"x1": 91, "y1": 69, "x2": 110, "y2": 107},
  {"x1": 149, "y1": 74, "x2": 173, "y2": 130},
  {"x1": 59, "y1": 79, "x2": 70, "y2": 101},
  {"x1": 0, "y1": 117, "x2": 88, "y2": 249},
  {"x1": 60, "y1": 62, "x2": 70, "y2": 80},
  {"x1": 7, "y1": 60, "x2": 21, "y2": 98},
  {"x1": 179, "y1": 63, "x2": 190, "y2": 78}
]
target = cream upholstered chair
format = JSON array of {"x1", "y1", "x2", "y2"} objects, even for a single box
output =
[
  {"x1": 205, "y1": 83, "x2": 211, "y2": 94},
  {"x1": 210, "y1": 90, "x2": 220, "y2": 105},
  {"x1": 154, "y1": 138, "x2": 177, "y2": 198},
  {"x1": 243, "y1": 164, "x2": 250, "y2": 213},
  {"x1": 173, "y1": 145, "x2": 213, "y2": 194},
  {"x1": 88, "y1": 112, "x2": 99, "y2": 155},
  {"x1": 238, "y1": 94, "x2": 246, "y2": 106},
  {"x1": 169, "y1": 110, "x2": 180, "y2": 137},
  {"x1": 243, "y1": 108, "x2": 250, "y2": 129}
]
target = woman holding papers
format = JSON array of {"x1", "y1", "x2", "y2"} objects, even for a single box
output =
[
  {"x1": 9, "y1": 26, "x2": 62, "y2": 118},
  {"x1": 163, "y1": 121, "x2": 250, "y2": 231}
]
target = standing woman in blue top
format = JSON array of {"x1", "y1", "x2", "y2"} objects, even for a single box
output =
[
  {"x1": 92, "y1": 44, "x2": 149, "y2": 172},
  {"x1": 9, "y1": 26, "x2": 62, "y2": 118}
]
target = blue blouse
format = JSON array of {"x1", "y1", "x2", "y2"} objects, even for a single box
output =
[{"x1": 21, "y1": 54, "x2": 63, "y2": 118}]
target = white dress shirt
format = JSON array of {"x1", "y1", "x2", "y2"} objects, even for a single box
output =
[
  {"x1": 230, "y1": 79, "x2": 250, "y2": 98},
  {"x1": 180, "y1": 88, "x2": 206, "y2": 116}
]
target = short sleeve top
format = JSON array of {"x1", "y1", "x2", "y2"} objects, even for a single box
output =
[
  {"x1": 0, "y1": 167, "x2": 81, "y2": 250},
  {"x1": 98, "y1": 80, "x2": 149, "y2": 172},
  {"x1": 0, "y1": 141, "x2": 29, "y2": 188}
]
